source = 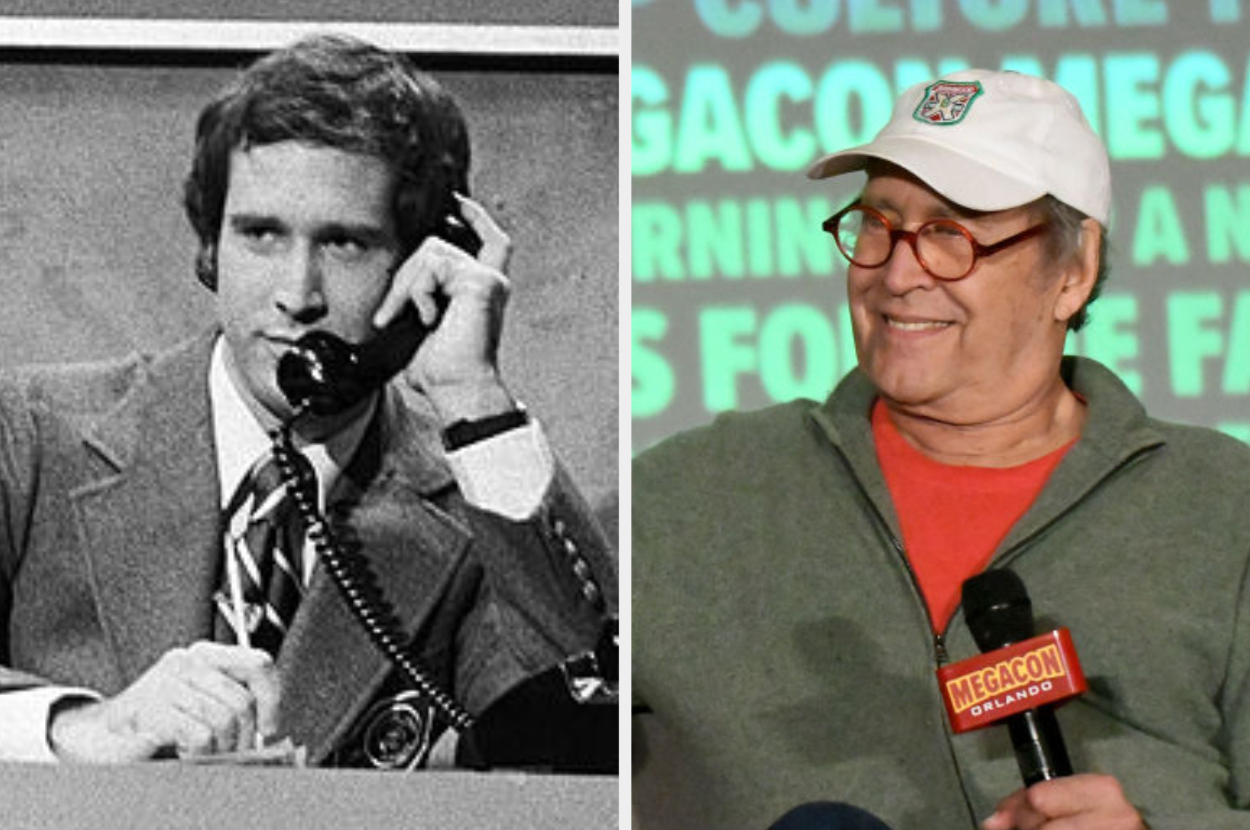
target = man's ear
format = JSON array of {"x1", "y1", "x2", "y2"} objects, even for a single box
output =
[
  {"x1": 1053, "y1": 219, "x2": 1101, "y2": 325},
  {"x1": 195, "y1": 244, "x2": 217, "y2": 291}
]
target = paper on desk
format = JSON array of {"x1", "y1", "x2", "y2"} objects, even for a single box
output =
[{"x1": 178, "y1": 738, "x2": 307, "y2": 767}]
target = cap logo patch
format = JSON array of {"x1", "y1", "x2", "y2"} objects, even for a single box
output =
[{"x1": 913, "y1": 80, "x2": 983, "y2": 126}]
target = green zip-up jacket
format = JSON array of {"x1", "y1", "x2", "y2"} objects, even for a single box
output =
[{"x1": 634, "y1": 357, "x2": 1250, "y2": 830}]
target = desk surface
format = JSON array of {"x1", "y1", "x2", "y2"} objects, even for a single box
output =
[{"x1": 2, "y1": 761, "x2": 617, "y2": 830}]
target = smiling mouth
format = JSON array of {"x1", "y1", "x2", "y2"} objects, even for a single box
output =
[{"x1": 885, "y1": 315, "x2": 953, "y2": 332}]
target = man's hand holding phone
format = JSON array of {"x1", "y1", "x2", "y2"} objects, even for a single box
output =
[{"x1": 371, "y1": 194, "x2": 517, "y2": 425}]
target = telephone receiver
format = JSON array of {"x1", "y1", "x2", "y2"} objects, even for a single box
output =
[
  {"x1": 276, "y1": 307, "x2": 428, "y2": 418},
  {"x1": 276, "y1": 199, "x2": 483, "y2": 417}
]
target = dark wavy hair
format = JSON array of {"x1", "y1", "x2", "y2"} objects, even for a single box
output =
[{"x1": 183, "y1": 34, "x2": 470, "y2": 288}]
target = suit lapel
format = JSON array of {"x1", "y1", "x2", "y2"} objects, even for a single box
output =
[
  {"x1": 276, "y1": 391, "x2": 470, "y2": 763},
  {"x1": 70, "y1": 334, "x2": 222, "y2": 688}
]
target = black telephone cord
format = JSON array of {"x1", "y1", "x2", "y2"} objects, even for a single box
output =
[{"x1": 270, "y1": 426, "x2": 475, "y2": 732}]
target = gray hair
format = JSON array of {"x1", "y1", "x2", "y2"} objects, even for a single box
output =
[{"x1": 1034, "y1": 195, "x2": 1108, "y2": 332}]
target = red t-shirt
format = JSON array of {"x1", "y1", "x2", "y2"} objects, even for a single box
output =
[{"x1": 872, "y1": 400, "x2": 1075, "y2": 632}]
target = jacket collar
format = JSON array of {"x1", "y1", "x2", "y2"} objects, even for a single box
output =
[{"x1": 71, "y1": 331, "x2": 222, "y2": 687}]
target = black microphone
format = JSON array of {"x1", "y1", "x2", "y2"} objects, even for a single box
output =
[
  {"x1": 962, "y1": 569, "x2": 1074, "y2": 786},
  {"x1": 767, "y1": 802, "x2": 894, "y2": 830}
]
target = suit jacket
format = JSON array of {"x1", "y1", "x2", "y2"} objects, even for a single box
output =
[{"x1": 0, "y1": 331, "x2": 615, "y2": 765}]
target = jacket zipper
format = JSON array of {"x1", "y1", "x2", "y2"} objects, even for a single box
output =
[
  {"x1": 883, "y1": 532, "x2": 950, "y2": 666},
  {"x1": 866, "y1": 484, "x2": 976, "y2": 824}
]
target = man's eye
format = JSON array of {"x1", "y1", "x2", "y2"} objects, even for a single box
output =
[
  {"x1": 861, "y1": 213, "x2": 889, "y2": 233},
  {"x1": 324, "y1": 236, "x2": 368, "y2": 259},
  {"x1": 238, "y1": 225, "x2": 281, "y2": 246}
]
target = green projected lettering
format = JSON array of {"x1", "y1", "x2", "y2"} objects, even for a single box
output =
[
  {"x1": 685, "y1": 0, "x2": 1231, "y2": 37},
  {"x1": 1206, "y1": 184, "x2": 1250, "y2": 264},
  {"x1": 632, "y1": 66, "x2": 671, "y2": 177},
  {"x1": 632, "y1": 52, "x2": 1250, "y2": 176},
  {"x1": 960, "y1": 0, "x2": 1029, "y2": 30},
  {"x1": 694, "y1": 0, "x2": 765, "y2": 38},
  {"x1": 841, "y1": 0, "x2": 907, "y2": 33},
  {"x1": 633, "y1": 197, "x2": 840, "y2": 283},
  {"x1": 701, "y1": 306, "x2": 759, "y2": 410},
  {"x1": 771, "y1": 0, "x2": 839, "y2": 35},
  {"x1": 1105, "y1": 54, "x2": 1164, "y2": 158},
  {"x1": 746, "y1": 62, "x2": 817, "y2": 170},
  {"x1": 1113, "y1": 0, "x2": 1167, "y2": 25},
  {"x1": 698, "y1": 304, "x2": 856, "y2": 411},
  {"x1": 1038, "y1": 0, "x2": 1108, "y2": 27},
  {"x1": 1165, "y1": 52, "x2": 1237, "y2": 158},
  {"x1": 1224, "y1": 292, "x2": 1250, "y2": 394},
  {"x1": 1132, "y1": 186, "x2": 1188, "y2": 266},
  {"x1": 693, "y1": 0, "x2": 952, "y2": 36},
  {"x1": 814, "y1": 61, "x2": 894, "y2": 152},
  {"x1": 633, "y1": 201, "x2": 684, "y2": 281},
  {"x1": 632, "y1": 308, "x2": 675, "y2": 418},
  {"x1": 675, "y1": 65, "x2": 754, "y2": 173},
  {"x1": 1166, "y1": 291, "x2": 1250, "y2": 397},
  {"x1": 759, "y1": 304, "x2": 841, "y2": 401},
  {"x1": 1210, "y1": 0, "x2": 1241, "y2": 23}
]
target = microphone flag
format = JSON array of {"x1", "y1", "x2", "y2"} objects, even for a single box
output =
[{"x1": 936, "y1": 628, "x2": 1087, "y2": 734}]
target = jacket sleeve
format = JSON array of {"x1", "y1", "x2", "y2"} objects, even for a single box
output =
[
  {"x1": 1141, "y1": 537, "x2": 1250, "y2": 829},
  {"x1": 450, "y1": 461, "x2": 615, "y2": 715}
]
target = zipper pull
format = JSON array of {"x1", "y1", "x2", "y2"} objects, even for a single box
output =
[{"x1": 934, "y1": 633, "x2": 949, "y2": 666}]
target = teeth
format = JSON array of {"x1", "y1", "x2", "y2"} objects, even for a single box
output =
[{"x1": 887, "y1": 317, "x2": 950, "y2": 331}]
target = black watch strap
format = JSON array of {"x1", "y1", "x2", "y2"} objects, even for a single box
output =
[{"x1": 442, "y1": 408, "x2": 530, "y2": 450}]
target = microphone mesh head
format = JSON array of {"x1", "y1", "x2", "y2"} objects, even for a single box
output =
[{"x1": 962, "y1": 569, "x2": 1034, "y2": 651}]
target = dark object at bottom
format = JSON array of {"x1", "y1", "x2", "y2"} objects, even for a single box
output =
[
  {"x1": 456, "y1": 663, "x2": 618, "y2": 774},
  {"x1": 768, "y1": 802, "x2": 895, "y2": 830}
]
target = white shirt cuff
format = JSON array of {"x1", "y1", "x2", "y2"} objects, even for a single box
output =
[
  {"x1": 0, "y1": 686, "x2": 101, "y2": 762},
  {"x1": 444, "y1": 420, "x2": 554, "y2": 520}
]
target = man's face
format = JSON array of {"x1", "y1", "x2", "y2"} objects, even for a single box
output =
[
  {"x1": 847, "y1": 168, "x2": 1074, "y2": 424},
  {"x1": 214, "y1": 141, "x2": 401, "y2": 423}
]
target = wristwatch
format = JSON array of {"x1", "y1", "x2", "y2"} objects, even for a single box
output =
[{"x1": 441, "y1": 407, "x2": 529, "y2": 450}]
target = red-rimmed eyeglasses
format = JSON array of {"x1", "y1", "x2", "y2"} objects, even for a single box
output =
[{"x1": 822, "y1": 203, "x2": 1049, "y2": 281}]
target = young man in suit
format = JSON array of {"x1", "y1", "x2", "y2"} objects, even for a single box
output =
[{"x1": 0, "y1": 34, "x2": 614, "y2": 768}]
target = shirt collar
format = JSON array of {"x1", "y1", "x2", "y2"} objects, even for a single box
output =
[{"x1": 208, "y1": 337, "x2": 375, "y2": 510}]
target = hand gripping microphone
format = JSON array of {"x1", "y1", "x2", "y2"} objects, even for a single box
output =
[{"x1": 936, "y1": 569, "x2": 1088, "y2": 786}]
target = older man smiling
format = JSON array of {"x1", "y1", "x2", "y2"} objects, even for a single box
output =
[{"x1": 634, "y1": 69, "x2": 1250, "y2": 830}]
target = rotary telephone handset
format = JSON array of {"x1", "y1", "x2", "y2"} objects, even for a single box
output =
[{"x1": 275, "y1": 203, "x2": 483, "y2": 418}]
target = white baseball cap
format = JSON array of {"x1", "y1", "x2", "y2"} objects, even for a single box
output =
[{"x1": 806, "y1": 69, "x2": 1111, "y2": 226}]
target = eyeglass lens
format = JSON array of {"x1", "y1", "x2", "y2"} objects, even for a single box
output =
[{"x1": 834, "y1": 206, "x2": 976, "y2": 279}]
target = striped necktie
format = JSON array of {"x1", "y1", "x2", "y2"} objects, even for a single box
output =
[{"x1": 218, "y1": 451, "x2": 313, "y2": 656}]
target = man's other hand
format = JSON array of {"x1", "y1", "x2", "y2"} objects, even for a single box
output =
[
  {"x1": 983, "y1": 774, "x2": 1147, "y2": 830},
  {"x1": 47, "y1": 642, "x2": 279, "y2": 763}
]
